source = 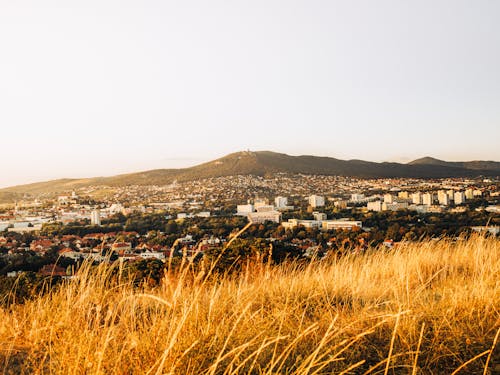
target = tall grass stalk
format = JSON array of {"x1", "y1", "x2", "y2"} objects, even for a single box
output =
[{"x1": 0, "y1": 234, "x2": 498, "y2": 374}]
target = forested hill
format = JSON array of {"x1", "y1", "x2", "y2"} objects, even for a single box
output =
[{"x1": 1, "y1": 151, "x2": 499, "y2": 198}]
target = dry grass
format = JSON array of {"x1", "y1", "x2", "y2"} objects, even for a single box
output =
[{"x1": 0, "y1": 235, "x2": 498, "y2": 374}]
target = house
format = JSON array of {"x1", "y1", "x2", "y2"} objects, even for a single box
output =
[
  {"x1": 39, "y1": 264, "x2": 67, "y2": 277},
  {"x1": 111, "y1": 242, "x2": 132, "y2": 253},
  {"x1": 58, "y1": 248, "x2": 83, "y2": 261},
  {"x1": 30, "y1": 239, "x2": 54, "y2": 253}
]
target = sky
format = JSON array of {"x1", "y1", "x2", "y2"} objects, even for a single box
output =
[{"x1": 1, "y1": 0, "x2": 499, "y2": 187}]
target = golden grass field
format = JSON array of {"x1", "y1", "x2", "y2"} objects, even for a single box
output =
[{"x1": 0, "y1": 235, "x2": 498, "y2": 374}]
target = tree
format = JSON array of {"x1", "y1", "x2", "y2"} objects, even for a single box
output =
[{"x1": 165, "y1": 220, "x2": 178, "y2": 235}]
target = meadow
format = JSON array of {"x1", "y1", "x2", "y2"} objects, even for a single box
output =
[{"x1": 0, "y1": 235, "x2": 498, "y2": 374}]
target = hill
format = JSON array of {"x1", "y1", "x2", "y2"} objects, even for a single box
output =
[
  {"x1": 408, "y1": 156, "x2": 500, "y2": 171},
  {"x1": 1, "y1": 151, "x2": 499, "y2": 199}
]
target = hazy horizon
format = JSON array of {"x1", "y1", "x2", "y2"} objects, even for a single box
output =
[{"x1": 1, "y1": 0, "x2": 499, "y2": 187}]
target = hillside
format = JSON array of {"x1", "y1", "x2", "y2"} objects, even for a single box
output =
[
  {"x1": 408, "y1": 156, "x2": 500, "y2": 171},
  {"x1": 0, "y1": 236, "x2": 498, "y2": 373},
  {"x1": 1, "y1": 151, "x2": 499, "y2": 199}
]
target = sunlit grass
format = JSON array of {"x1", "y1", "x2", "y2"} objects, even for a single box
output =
[{"x1": 0, "y1": 235, "x2": 498, "y2": 374}]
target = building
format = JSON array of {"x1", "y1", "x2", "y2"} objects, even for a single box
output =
[
  {"x1": 321, "y1": 220, "x2": 362, "y2": 231},
  {"x1": 237, "y1": 204, "x2": 254, "y2": 215},
  {"x1": 254, "y1": 198, "x2": 269, "y2": 208},
  {"x1": 247, "y1": 211, "x2": 281, "y2": 224},
  {"x1": 447, "y1": 189, "x2": 455, "y2": 201},
  {"x1": 367, "y1": 201, "x2": 382, "y2": 212},
  {"x1": 398, "y1": 191, "x2": 409, "y2": 199},
  {"x1": 282, "y1": 219, "x2": 321, "y2": 229},
  {"x1": 90, "y1": 210, "x2": 101, "y2": 226},
  {"x1": 437, "y1": 191, "x2": 450, "y2": 206},
  {"x1": 471, "y1": 226, "x2": 500, "y2": 235},
  {"x1": 275, "y1": 196, "x2": 288, "y2": 209},
  {"x1": 382, "y1": 202, "x2": 408, "y2": 211},
  {"x1": 422, "y1": 193, "x2": 434, "y2": 206},
  {"x1": 313, "y1": 212, "x2": 327, "y2": 221},
  {"x1": 412, "y1": 192, "x2": 423, "y2": 205},
  {"x1": 334, "y1": 200, "x2": 348, "y2": 209},
  {"x1": 308, "y1": 195, "x2": 325, "y2": 208},
  {"x1": 383, "y1": 194, "x2": 394, "y2": 204},
  {"x1": 465, "y1": 189, "x2": 474, "y2": 200},
  {"x1": 454, "y1": 191, "x2": 465, "y2": 205},
  {"x1": 255, "y1": 205, "x2": 275, "y2": 212},
  {"x1": 282, "y1": 218, "x2": 362, "y2": 231},
  {"x1": 350, "y1": 194, "x2": 365, "y2": 202},
  {"x1": 111, "y1": 242, "x2": 132, "y2": 254}
]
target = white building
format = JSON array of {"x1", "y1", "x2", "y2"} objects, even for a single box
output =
[
  {"x1": 422, "y1": 193, "x2": 434, "y2": 206},
  {"x1": 471, "y1": 226, "x2": 500, "y2": 235},
  {"x1": 90, "y1": 210, "x2": 101, "y2": 226},
  {"x1": 322, "y1": 220, "x2": 362, "y2": 231},
  {"x1": 237, "y1": 204, "x2": 254, "y2": 215},
  {"x1": 412, "y1": 192, "x2": 423, "y2": 205},
  {"x1": 275, "y1": 196, "x2": 288, "y2": 209},
  {"x1": 139, "y1": 251, "x2": 166, "y2": 260},
  {"x1": 308, "y1": 195, "x2": 325, "y2": 208},
  {"x1": 367, "y1": 201, "x2": 382, "y2": 212},
  {"x1": 313, "y1": 212, "x2": 327, "y2": 221},
  {"x1": 282, "y1": 218, "x2": 362, "y2": 231},
  {"x1": 196, "y1": 211, "x2": 211, "y2": 218},
  {"x1": 351, "y1": 194, "x2": 365, "y2": 202},
  {"x1": 382, "y1": 202, "x2": 408, "y2": 211},
  {"x1": 447, "y1": 189, "x2": 455, "y2": 201},
  {"x1": 383, "y1": 194, "x2": 394, "y2": 204},
  {"x1": 255, "y1": 205, "x2": 275, "y2": 212},
  {"x1": 254, "y1": 198, "x2": 269, "y2": 208},
  {"x1": 247, "y1": 211, "x2": 282, "y2": 224},
  {"x1": 454, "y1": 191, "x2": 466, "y2": 205},
  {"x1": 108, "y1": 203, "x2": 125, "y2": 214},
  {"x1": 465, "y1": 189, "x2": 474, "y2": 200},
  {"x1": 398, "y1": 191, "x2": 409, "y2": 199},
  {"x1": 282, "y1": 219, "x2": 321, "y2": 229},
  {"x1": 437, "y1": 191, "x2": 450, "y2": 206}
]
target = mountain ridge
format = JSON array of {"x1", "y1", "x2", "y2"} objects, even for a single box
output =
[
  {"x1": 1, "y1": 151, "x2": 498, "y2": 200},
  {"x1": 408, "y1": 156, "x2": 500, "y2": 171}
]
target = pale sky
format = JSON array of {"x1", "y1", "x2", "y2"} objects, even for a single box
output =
[{"x1": 1, "y1": 0, "x2": 499, "y2": 187}]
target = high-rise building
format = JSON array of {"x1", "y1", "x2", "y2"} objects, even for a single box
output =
[
  {"x1": 437, "y1": 190, "x2": 450, "y2": 206},
  {"x1": 422, "y1": 192, "x2": 434, "y2": 206},
  {"x1": 91, "y1": 210, "x2": 101, "y2": 226},
  {"x1": 275, "y1": 196, "x2": 288, "y2": 208},
  {"x1": 308, "y1": 195, "x2": 325, "y2": 208},
  {"x1": 465, "y1": 189, "x2": 474, "y2": 200},
  {"x1": 447, "y1": 189, "x2": 455, "y2": 201},
  {"x1": 383, "y1": 194, "x2": 394, "y2": 203},
  {"x1": 454, "y1": 191, "x2": 465, "y2": 205},
  {"x1": 398, "y1": 191, "x2": 409, "y2": 199},
  {"x1": 412, "y1": 192, "x2": 423, "y2": 205}
]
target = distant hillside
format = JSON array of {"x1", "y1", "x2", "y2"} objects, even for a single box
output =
[
  {"x1": 408, "y1": 156, "x2": 500, "y2": 171},
  {"x1": 0, "y1": 151, "x2": 498, "y2": 201}
]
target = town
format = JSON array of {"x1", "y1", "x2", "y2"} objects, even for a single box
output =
[{"x1": 0, "y1": 174, "x2": 498, "y2": 278}]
